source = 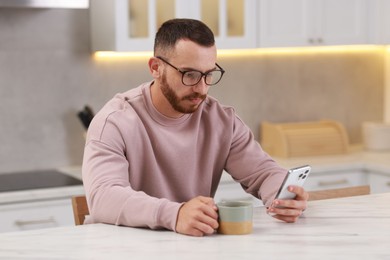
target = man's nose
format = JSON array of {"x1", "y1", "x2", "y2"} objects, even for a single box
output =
[{"x1": 192, "y1": 77, "x2": 209, "y2": 94}]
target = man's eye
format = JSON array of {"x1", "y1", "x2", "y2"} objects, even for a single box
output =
[
  {"x1": 206, "y1": 72, "x2": 214, "y2": 78},
  {"x1": 185, "y1": 71, "x2": 199, "y2": 79}
]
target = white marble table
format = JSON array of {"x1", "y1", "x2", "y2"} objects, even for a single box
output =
[{"x1": 0, "y1": 193, "x2": 389, "y2": 260}]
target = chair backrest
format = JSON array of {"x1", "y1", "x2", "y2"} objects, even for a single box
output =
[
  {"x1": 71, "y1": 195, "x2": 89, "y2": 225},
  {"x1": 308, "y1": 185, "x2": 370, "y2": 201}
]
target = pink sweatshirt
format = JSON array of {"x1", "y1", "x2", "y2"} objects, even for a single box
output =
[{"x1": 82, "y1": 82, "x2": 287, "y2": 231}]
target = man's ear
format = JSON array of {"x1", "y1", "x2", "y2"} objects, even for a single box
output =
[{"x1": 148, "y1": 57, "x2": 161, "y2": 78}]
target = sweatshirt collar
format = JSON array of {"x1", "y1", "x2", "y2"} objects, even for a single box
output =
[{"x1": 143, "y1": 82, "x2": 194, "y2": 126}]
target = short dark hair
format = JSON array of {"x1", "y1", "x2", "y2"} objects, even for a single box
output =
[{"x1": 154, "y1": 18, "x2": 215, "y2": 56}]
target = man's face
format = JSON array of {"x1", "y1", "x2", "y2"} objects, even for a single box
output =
[
  {"x1": 157, "y1": 40, "x2": 217, "y2": 116},
  {"x1": 160, "y1": 71, "x2": 207, "y2": 114}
]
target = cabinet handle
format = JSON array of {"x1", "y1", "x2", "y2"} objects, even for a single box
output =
[
  {"x1": 318, "y1": 179, "x2": 349, "y2": 187},
  {"x1": 317, "y1": 38, "x2": 323, "y2": 43},
  {"x1": 14, "y1": 216, "x2": 57, "y2": 227},
  {"x1": 308, "y1": 38, "x2": 315, "y2": 44},
  {"x1": 387, "y1": 182, "x2": 390, "y2": 187}
]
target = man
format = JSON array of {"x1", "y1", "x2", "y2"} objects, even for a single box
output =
[{"x1": 82, "y1": 18, "x2": 308, "y2": 237}]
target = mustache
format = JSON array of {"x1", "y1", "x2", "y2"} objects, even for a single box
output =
[{"x1": 182, "y1": 93, "x2": 207, "y2": 100}]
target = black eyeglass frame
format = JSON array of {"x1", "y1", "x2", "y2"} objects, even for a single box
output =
[{"x1": 156, "y1": 56, "x2": 225, "y2": 86}]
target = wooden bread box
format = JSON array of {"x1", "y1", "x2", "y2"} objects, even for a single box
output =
[{"x1": 260, "y1": 120, "x2": 349, "y2": 157}]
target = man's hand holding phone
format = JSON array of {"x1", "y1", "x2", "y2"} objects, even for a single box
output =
[
  {"x1": 267, "y1": 185, "x2": 309, "y2": 223},
  {"x1": 267, "y1": 165, "x2": 311, "y2": 223}
]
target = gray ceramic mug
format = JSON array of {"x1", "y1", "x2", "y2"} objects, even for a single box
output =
[{"x1": 217, "y1": 201, "x2": 253, "y2": 235}]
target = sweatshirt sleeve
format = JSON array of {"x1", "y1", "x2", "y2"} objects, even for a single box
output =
[
  {"x1": 82, "y1": 140, "x2": 182, "y2": 231},
  {"x1": 225, "y1": 116, "x2": 288, "y2": 207}
]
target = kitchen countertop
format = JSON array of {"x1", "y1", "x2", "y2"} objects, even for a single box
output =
[
  {"x1": 0, "y1": 166, "x2": 84, "y2": 205},
  {"x1": 0, "y1": 192, "x2": 389, "y2": 259}
]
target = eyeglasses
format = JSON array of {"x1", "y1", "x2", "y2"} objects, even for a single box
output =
[{"x1": 156, "y1": 56, "x2": 225, "y2": 86}]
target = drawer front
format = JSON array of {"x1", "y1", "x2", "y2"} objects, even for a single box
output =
[
  {"x1": 304, "y1": 171, "x2": 367, "y2": 191},
  {"x1": 368, "y1": 173, "x2": 390, "y2": 193},
  {"x1": 0, "y1": 199, "x2": 74, "y2": 233}
]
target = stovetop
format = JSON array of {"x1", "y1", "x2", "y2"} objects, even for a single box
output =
[{"x1": 0, "y1": 169, "x2": 83, "y2": 192}]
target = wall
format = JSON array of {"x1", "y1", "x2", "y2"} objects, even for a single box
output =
[
  {"x1": 214, "y1": 50, "x2": 384, "y2": 143},
  {"x1": 385, "y1": 49, "x2": 390, "y2": 123},
  {"x1": 0, "y1": 8, "x2": 384, "y2": 173}
]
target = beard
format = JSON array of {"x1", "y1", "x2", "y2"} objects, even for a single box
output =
[{"x1": 160, "y1": 73, "x2": 207, "y2": 114}]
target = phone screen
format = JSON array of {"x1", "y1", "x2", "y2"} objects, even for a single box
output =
[{"x1": 274, "y1": 165, "x2": 311, "y2": 200}]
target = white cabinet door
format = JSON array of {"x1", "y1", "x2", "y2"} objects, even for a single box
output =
[
  {"x1": 91, "y1": 0, "x2": 257, "y2": 52},
  {"x1": 91, "y1": 0, "x2": 170, "y2": 52},
  {"x1": 381, "y1": 0, "x2": 390, "y2": 43},
  {"x1": 317, "y1": 0, "x2": 368, "y2": 45},
  {"x1": 176, "y1": 0, "x2": 257, "y2": 49},
  {"x1": 304, "y1": 169, "x2": 368, "y2": 191},
  {"x1": 0, "y1": 199, "x2": 74, "y2": 233},
  {"x1": 207, "y1": 0, "x2": 257, "y2": 49},
  {"x1": 258, "y1": 0, "x2": 369, "y2": 47},
  {"x1": 369, "y1": 0, "x2": 390, "y2": 44},
  {"x1": 259, "y1": 0, "x2": 313, "y2": 47},
  {"x1": 368, "y1": 171, "x2": 390, "y2": 193}
]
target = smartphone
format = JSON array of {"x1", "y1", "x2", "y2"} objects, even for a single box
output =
[{"x1": 274, "y1": 165, "x2": 311, "y2": 200}]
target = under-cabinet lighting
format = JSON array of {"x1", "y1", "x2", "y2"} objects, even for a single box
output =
[
  {"x1": 94, "y1": 51, "x2": 153, "y2": 59},
  {"x1": 93, "y1": 45, "x2": 387, "y2": 60},
  {"x1": 218, "y1": 45, "x2": 384, "y2": 56}
]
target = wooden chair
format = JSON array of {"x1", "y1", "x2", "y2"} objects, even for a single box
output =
[
  {"x1": 71, "y1": 195, "x2": 89, "y2": 225},
  {"x1": 308, "y1": 185, "x2": 371, "y2": 201}
]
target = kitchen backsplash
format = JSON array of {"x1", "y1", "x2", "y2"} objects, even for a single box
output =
[{"x1": 0, "y1": 9, "x2": 384, "y2": 173}]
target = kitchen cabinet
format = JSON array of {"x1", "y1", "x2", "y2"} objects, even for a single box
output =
[
  {"x1": 258, "y1": 0, "x2": 369, "y2": 47},
  {"x1": 367, "y1": 170, "x2": 390, "y2": 193},
  {"x1": 0, "y1": 199, "x2": 74, "y2": 233},
  {"x1": 0, "y1": 168, "x2": 84, "y2": 233},
  {"x1": 304, "y1": 169, "x2": 368, "y2": 191},
  {"x1": 215, "y1": 168, "x2": 370, "y2": 206},
  {"x1": 381, "y1": 1, "x2": 390, "y2": 43},
  {"x1": 215, "y1": 168, "x2": 376, "y2": 205},
  {"x1": 90, "y1": 0, "x2": 257, "y2": 52},
  {"x1": 215, "y1": 169, "x2": 368, "y2": 206},
  {"x1": 369, "y1": 0, "x2": 390, "y2": 44}
]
